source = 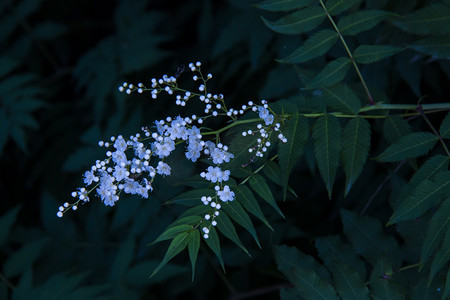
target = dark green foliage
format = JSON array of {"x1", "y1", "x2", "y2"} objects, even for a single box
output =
[{"x1": 2, "y1": 0, "x2": 450, "y2": 298}]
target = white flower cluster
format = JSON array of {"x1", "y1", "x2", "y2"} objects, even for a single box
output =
[{"x1": 59, "y1": 62, "x2": 287, "y2": 239}]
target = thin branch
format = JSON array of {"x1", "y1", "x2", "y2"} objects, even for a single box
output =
[
  {"x1": 0, "y1": 271, "x2": 15, "y2": 290},
  {"x1": 318, "y1": 0, "x2": 374, "y2": 105},
  {"x1": 361, "y1": 161, "x2": 405, "y2": 215}
]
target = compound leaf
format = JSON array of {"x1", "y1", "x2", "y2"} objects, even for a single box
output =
[
  {"x1": 291, "y1": 268, "x2": 339, "y2": 300},
  {"x1": 223, "y1": 201, "x2": 261, "y2": 248},
  {"x1": 383, "y1": 115, "x2": 412, "y2": 144},
  {"x1": 411, "y1": 35, "x2": 450, "y2": 60},
  {"x1": 188, "y1": 229, "x2": 200, "y2": 281},
  {"x1": 322, "y1": 83, "x2": 361, "y2": 114},
  {"x1": 326, "y1": 0, "x2": 362, "y2": 16},
  {"x1": 216, "y1": 211, "x2": 249, "y2": 255},
  {"x1": 440, "y1": 111, "x2": 450, "y2": 138}
]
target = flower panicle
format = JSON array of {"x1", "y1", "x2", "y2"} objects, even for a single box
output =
[{"x1": 59, "y1": 62, "x2": 288, "y2": 239}]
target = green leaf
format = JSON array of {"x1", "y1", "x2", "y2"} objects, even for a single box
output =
[
  {"x1": 278, "y1": 29, "x2": 339, "y2": 64},
  {"x1": 315, "y1": 235, "x2": 366, "y2": 278},
  {"x1": 255, "y1": 0, "x2": 313, "y2": 11},
  {"x1": 188, "y1": 230, "x2": 200, "y2": 281},
  {"x1": 110, "y1": 236, "x2": 135, "y2": 281},
  {"x1": 332, "y1": 262, "x2": 370, "y2": 300},
  {"x1": 395, "y1": 4, "x2": 450, "y2": 35},
  {"x1": 444, "y1": 267, "x2": 450, "y2": 300},
  {"x1": 421, "y1": 198, "x2": 450, "y2": 266},
  {"x1": 341, "y1": 209, "x2": 401, "y2": 263},
  {"x1": 306, "y1": 57, "x2": 351, "y2": 89},
  {"x1": 216, "y1": 211, "x2": 249, "y2": 255},
  {"x1": 377, "y1": 132, "x2": 438, "y2": 162},
  {"x1": 0, "y1": 205, "x2": 20, "y2": 246},
  {"x1": 4, "y1": 237, "x2": 49, "y2": 277},
  {"x1": 383, "y1": 115, "x2": 412, "y2": 144},
  {"x1": 248, "y1": 173, "x2": 283, "y2": 218},
  {"x1": 429, "y1": 229, "x2": 450, "y2": 284},
  {"x1": 353, "y1": 45, "x2": 403, "y2": 64},
  {"x1": 411, "y1": 35, "x2": 450, "y2": 60},
  {"x1": 170, "y1": 215, "x2": 203, "y2": 227},
  {"x1": 274, "y1": 245, "x2": 332, "y2": 283},
  {"x1": 338, "y1": 10, "x2": 393, "y2": 36},
  {"x1": 440, "y1": 111, "x2": 450, "y2": 139},
  {"x1": 408, "y1": 155, "x2": 449, "y2": 188},
  {"x1": 369, "y1": 258, "x2": 405, "y2": 300},
  {"x1": 150, "y1": 224, "x2": 194, "y2": 245},
  {"x1": 235, "y1": 184, "x2": 273, "y2": 229},
  {"x1": 326, "y1": 0, "x2": 362, "y2": 16},
  {"x1": 322, "y1": 83, "x2": 361, "y2": 114},
  {"x1": 278, "y1": 113, "x2": 309, "y2": 200},
  {"x1": 388, "y1": 180, "x2": 442, "y2": 225},
  {"x1": 166, "y1": 189, "x2": 215, "y2": 206},
  {"x1": 0, "y1": 56, "x2": 20, "y2": 78},
  {"x1": 150, "y1": 232, "x2": 191, "y2": 277},
  {"x1": 312, "y1": 114, "x2": 342, "y2": 198},
  {"x1": 261, "y1": 6, "x2": 326, "y2": 35},
  {"x1": 291, "y1": 268, "x2": 339, "y2": 300},
  {"x1": 204, "y1": 226, "x2": 225, "y2": 272},
  {"x1": 341, "y1": 117, "x2": 371, "y2": 196},
  {"x1": 223, "y1": 201, "x2": 261, "y2": 248}
]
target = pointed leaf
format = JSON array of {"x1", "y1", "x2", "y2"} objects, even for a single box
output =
[
  {"x1": 408, "y1": 155, "x2": 449, "y2": 188},
  {"x1": 170, "y1": 215, "x2": 203, "y2": 227},
  {"x1": 326, "y1": 0, "x2": 362, "y2": 16},
  {"x1": 110, "y1": 236, "x2": 135, "y2": 281},
  {"x1": 341, "y1": 209, "x2": 401, "y2": 263},
  {"x1": 249, "y1": 173, "x2": 283, "y2": 218},
  {"x1": 235, "y1": 184, "x2": 273, "y2": 229},
  {"x1": 167, "y1": 189, "x2": 215, "y2": 206},
  {"x1": 411, "y1": 35, "x2": 450, "y2": 60},
  {"x1": 223, "y1": 201, "x2": 260, "y2": 248},
  {"x1": 421, "y1": 198, "x2": 450, "y2": 265},
  {"x1": 429, "y1": 229, "x2": 450, "y2": 284},
  {"x1": 440, "y1": 111, "x2": 450, "y2": 139},
  {"x1": 443, "y1": 268, "x2": 450, "y2": 300},
  {"x1": 395, "y1": 4, "x2": 450, "y2": 35},
  {"x1": 274, "y1": 245, "x2": 332, "y2": 283},
  {"x1": 188, "y1": 229, "x2": 200, "y2": 281},
  {"x1": 306, "y1": 57, "x2": 351, "y2": 89},
  {"x1": 322, "y1": 83, "x2": 361, "y2": 114},
  {"x1": 291, "y1": 268, "x2": 339, "y2": 300},
  {"x1": 332, "y1": 261, "x2": 370, "y2": 300},
  {"x1": 255, "y1": 0, "x2": 313, "y2": 11},
  {"x1": 312, "y1": 114, "x2": 342, "y2": 198},
  {"x1": 369, "y1": 258, "x2": 405, "y2": 300},
  {"x1": 354, "y1": 45, "x2": 403, "y2": 64},
  {"x1": 338, "y1": 10, "x2": 393, "y2": 36},
  {"x1": 261, "y1": 6, "x2": 326, "y2": 35},
  {"x1": 383, "y1": 115, "x2": 412, "y2": 144},
  {"x1": 150, "y1": 224, "x2": 194, "y2": 245},
  {"x1": 0, "y1": 205, "x2": 20, "y2": 246},
  {"x1": 315, "y1": 235, "x2": 366, "y2": 278},
  {"x1": 4, "y1": 237, "x2": 49, "y2": 277},
  {"x1": 377, "y1": 132, "x2": 438, "y2": 162},
  {"x1": 204, "y1": 226, "x2": 225, "y2": 272},
  {"x1": 150, "y1": 232, "x2": 191, "y2": 277},
  {"x1": 388, "y1": 180, "x2": 441, "y2": 225},
  {"x1": 278, "y1": 113, "x2": 309, "y2": 200},
  {"x1": 216, "y1": 211, "x2": 249, "y2": 255},
  {"x1": 278, "y1": 29, "x2": 339, "y2": 64},
  {"x1": 342, "y1": 117, "x2": 371, "y2": 195}
]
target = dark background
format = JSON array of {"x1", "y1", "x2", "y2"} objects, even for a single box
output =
[{"x1": 0, "y1": 0, "x2": 449, "y2": 299}]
